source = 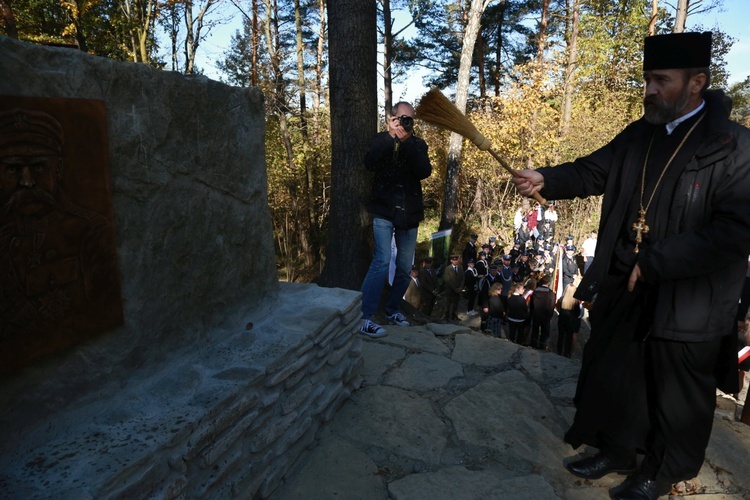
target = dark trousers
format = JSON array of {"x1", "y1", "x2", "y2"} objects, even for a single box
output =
[
  {"x1": 530, "y1": 316, "x2": 551, "y2": 349},
  {"x1": 639, "y1": 337, "x2": 723, "y2": 482},
  {"x1": 565, "y1": 271, "x2": 725, "y2": 483},
  {"x1": 466, "y1": 288, "x2": 477, "y2": 312},
  {"x1": 507, "y1": 321, "x2": 525, "y2": 343},
  {"x1": 444, "y1": 290, "x2": 460, "y2": 319},
  {"x1": 420, "y1": 292, "x2": 436, "y2": 316},
  {"x1": 557, "y1": 320, "x2": 574, "y2": 357}
]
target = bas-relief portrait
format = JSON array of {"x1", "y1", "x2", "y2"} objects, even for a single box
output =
[{"x1": 0, "y1": 97, "x2": 123, "y2": 377}]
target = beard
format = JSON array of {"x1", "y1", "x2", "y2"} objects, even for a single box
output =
[
  {"x1": 643, "y1": 84, "x2": 691, "y2": 124},
  {"x1": 3, "y1": 187, "x2": 56, "y2": 216}
]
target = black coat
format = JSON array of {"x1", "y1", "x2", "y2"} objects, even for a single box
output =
[
  {"x1": 364, "y1": 131, "x2": 432, "y2": 229},
  {"x1": 538, "y1": 90, "x2": 750, "y2": 341}
]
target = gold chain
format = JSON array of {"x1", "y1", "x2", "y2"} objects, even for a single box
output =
[{"x1": 631, "y1": 113, "x2": 705, "y2": 254}]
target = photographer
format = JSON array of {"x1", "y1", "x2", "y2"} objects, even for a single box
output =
[{"x1": 359, "y1": 102, "x2": 433, "y2": 337}]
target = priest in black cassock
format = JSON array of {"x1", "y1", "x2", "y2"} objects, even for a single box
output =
[{"x1": 512, "y1": 32, "x2": 750, "y2": 499}]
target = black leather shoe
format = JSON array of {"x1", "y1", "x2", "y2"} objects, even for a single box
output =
[
  {"x1": 609, "y1": 474, "x2": 671, "y2": 499},
  {"x1": 565, "y1": 453, "x2": 637, "y2": 480}
]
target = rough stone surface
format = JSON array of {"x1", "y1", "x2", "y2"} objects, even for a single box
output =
[
  {"x1": 360, "y1": 343, "x2": 407, "y2": 385},
  {"x1": 388, "y1": 467, "x2": 558, "y2": 500},
  {"x1": 375, "y1": 324, "x2": 451, "y2": 356},
  {"x1": 278, "y1": 437, "x2": 386, "y2": 499},
  {"x1": 0, "y1": 38, "x2": 363, "y2": 500},
  {"x1": 276, "y1": 320, "x2": 750, "y2": 499},
  {"x1": 425, "y1": 322, "x2": 473, "y2": 336},
  {"x1": 450, "y1": 333, "x2": 517, "y2": 366},
  {"x1": 330, "y1": 385, "x2": 448, "y2": 466},
  {"x1": 0, "y1": 283, "x2": 363, "y2": 498},
  {"x1": 0, "y1": 36, "x2": 276, "y2": 417},
  {"x1": 385, "y1": 352, "x2": 464, "y2": 391}
]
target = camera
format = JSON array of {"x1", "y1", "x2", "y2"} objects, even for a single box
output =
[{"x1": 397, "y1": 115, "x2": 414, "y2": 132}]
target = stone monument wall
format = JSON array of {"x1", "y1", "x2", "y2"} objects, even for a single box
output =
[{"x1": 0, "y1": 36, "x2": 363, "y2": 498}]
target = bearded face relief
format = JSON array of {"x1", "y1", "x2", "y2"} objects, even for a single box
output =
[{"x1": 0, "y1": 99, "x2": 123, "y2": 377}]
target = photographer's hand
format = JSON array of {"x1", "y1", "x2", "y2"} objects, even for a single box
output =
[{"x1": 388, "y1": 115, "x2": 412, "y2": 141}]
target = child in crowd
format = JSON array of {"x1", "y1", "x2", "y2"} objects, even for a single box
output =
[
  {"x1": 530, "y1": 275, "x2": 555, "y2": 350},
  {"x1": 506, "y1": 283, "x2": 528, "y2": 344},
  {"x1": 521, "y1": 278, "x2": 536, "y2": 346},
  {"x1": 487, "y1": 283, "x2": 505, "y2": 338},
  {"x1": 556, "y1": 283, "x2": 582, "y2": 358}
]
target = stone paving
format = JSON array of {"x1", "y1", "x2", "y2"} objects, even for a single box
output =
[{"x1": 274, "y1": 315, "x2": 750, "y2": 499}]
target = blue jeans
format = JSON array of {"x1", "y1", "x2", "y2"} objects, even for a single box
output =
[{"x1": 361, "y1": 217, "x2": 417, "y2": 320}]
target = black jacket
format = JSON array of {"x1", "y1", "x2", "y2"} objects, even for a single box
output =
[
  {"x1": 538, "y1": 90, "x2": 750, "y2": 341},
  {"x1": 364, "y1": 131, "x2": 432, "y2": 229}
]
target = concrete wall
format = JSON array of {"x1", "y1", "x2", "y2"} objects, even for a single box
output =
[{"x1": 0, "y1": 36, "x2": 363, "y2": 498}]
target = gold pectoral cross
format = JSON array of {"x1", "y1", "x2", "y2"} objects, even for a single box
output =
[{"x1": 631, "y1": 209, "x2": 649, "y2": 254}]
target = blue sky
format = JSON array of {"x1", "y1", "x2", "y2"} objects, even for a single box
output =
[
  {"x1": 194, "y1": 1, "x2": 750, "y2": 99},
  {"x1": 693, "y1": 0, "x2": 750, "y2": 85},
  {"x1": 390, "y1": 0, "x2": 750, "y2": 102}
]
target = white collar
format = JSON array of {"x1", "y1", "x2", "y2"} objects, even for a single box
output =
[{"x1": 666, "y1": 100, "x2": 705, "y2": 135}]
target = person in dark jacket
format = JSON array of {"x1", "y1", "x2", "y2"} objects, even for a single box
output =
[
  {"x1": 506, "y1": 283, "x2": 529, "y2": 343},
  {"x1": 418, "y1": 257, "x2": 439, "y2": 317},
  {"x1": 487, "y1": 283, "x2": 505, "y2": 338},
  {"x1": 359, "y1": 101, "x2": 432, "y2": 338},
  {"x1": 443, "y1": 255, "x2": 464, "y2": 321},
  {"x1": 556, "y1": 283, "x2": 582, "y2": 358},
  {"x1": 464, "y1": 259, "x2": 479, "y2": 315},
  {"x1": 561, "y1": 244, "x2": 579, "y2": 290},
  {"x1": 477, "y1": 265, "x2": 501, "y2": 331},
  {"x1": 475, "y1": 251, "x2": 488, "y2": 277},
  {"x1": 512, "y1": 32, "x2": 750, "y2": 499},
  {"x1": 462, "y1": 234, "x2": 479, "y2": 268},
  {"x1": 529, "y1": 275, "x2": 555, "y2": 350}
]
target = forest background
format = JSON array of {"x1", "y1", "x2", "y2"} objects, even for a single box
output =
[{"x1": 3, "y1": 0, "x2": 750, "y2": 288}]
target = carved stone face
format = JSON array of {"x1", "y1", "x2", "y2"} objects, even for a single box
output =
[{"x1": 0, "y1": 154, "x2": 61, "y2": 216}]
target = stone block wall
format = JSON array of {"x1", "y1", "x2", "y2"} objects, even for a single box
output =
[
  {"x1": 0, "y1": 283, "x2": 363, "y2": 498},
  {"x1": 0, "y1": 36, "x2": 363, "y2": 498}
]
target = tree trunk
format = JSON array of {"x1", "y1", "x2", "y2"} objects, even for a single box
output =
[
  {"x1": 184, "y1": 0, "x2": 195, "y2": 73},
  {"x1": 294, "y1": 0, "x2": 308, "y2": 137},
  {"x1": 524, "y1": 0, "x2": 549, "y2": 168},
  {"x1": 382, "y1": 0, "x2": 393, "y2": 113},
  {"x1": 493, "y1": 3, "x2": 504, "y2": 96},
  {"x1": 317, "y1": 0, "x2": 377, "y2": 289},
  {"x1": 674, "y1": 0, "x2": 688, "y2": 33},
  {"x1": 183, "y1": 0, "x2": 217, "y2": 74},
  {"x1": 313, "y1": 0, "x2": 326, "y2": 134},
  {"x1": 439, "y1": 0, "x2": 488, "y2": 231},
  {"x1": 294, "y1": 0, "x2": 315, "y2": 266},
  {"x1": 558, "y1": 0, "x2": 579, "y2": 141},
  {"x1": 251, "y1": 0, "x2": 259, "y2": 86},
  {"x1": 137, "y1": 0, "x2": 155, "y2": 63},
  {"x1": 0, "y1": 0, "x2": 18, "y2": 39},
  {"x1": 648, "y1": 0, "x2": 658, "y2": 36},
  {"x1": 477, "y1": 29, "x2": 486, "y2": 98},
  {"x1": 537, "y1": 0, "x2": 549, "y2": 58}
]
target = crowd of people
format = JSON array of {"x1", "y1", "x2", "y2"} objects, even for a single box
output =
[
  {"x1": 399, "y1": 198, "x2": 594, "y2": 358},
  {"x1": 358, "y1": 33, "x2": 750, "y2": 498}
]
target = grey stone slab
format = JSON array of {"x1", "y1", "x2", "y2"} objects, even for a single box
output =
[
  {"x1": 385, "y1": 352, "x2": 464, "y2": 391},
  {"x1": 389, "y1": 468, "x2": 558, "y2": 500},
  {"x1": 443, "y1": 371, "x2": 570, "y2": 468},
  {"x1": 519, "y1": 349, "x2": 581, "y2": 385},
  {"x1": 275, "y1": 437, "x2": 387, "y2": 500},
  {"x1": 375, "y1": 325, "x2": 451, "y2": 356},
  {"x1": 557, "y1": 406, "x2": 577, "y2": 429},
  {"x1": 704, "y1": 417, "x2": 750, "y2": 491},
  {"x1": 549, "y1": 381, "x2": 577, "y2": 401},
  {"x1": 451, "y1": 334, "x2": 518, "y2": 367},
  {"x1": 329, "y1": 386, "x2": 448, "y2": 466},
  {"x1": 360, "y1": 343, "x2": 407, "y2": 385},
  {"x1": 564, "y1": 487, "x2": 614, "y2": 499},
  {"x1": 425, "y1": 323, "x2": 474, "y2": 337}
]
